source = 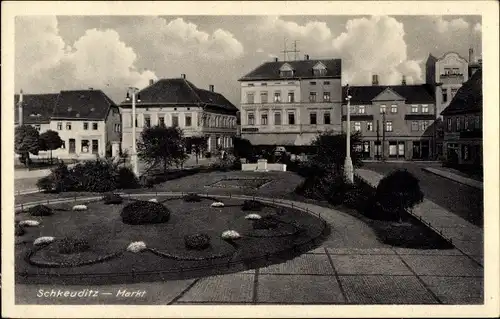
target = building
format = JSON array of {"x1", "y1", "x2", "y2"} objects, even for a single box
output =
[
  {"x1": 238, "y1": 55, "x2": 342, "y2": 146},
  {"x1": 119, "y1": 76, "x2": 238, "y2": 155},
  {"x1": 341, "y1": 76, "x2": 436, "y2": 160},
  {"x1": 441, "y1": 67, "x2": 482, "y2": 166},
  {"x1": 14, "y1": 89, "x2": 121, "y2": 159}
]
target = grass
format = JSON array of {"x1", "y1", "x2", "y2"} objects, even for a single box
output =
[
  {"x1": 208, "y1": 178, "x2": 272, "y2": 189},
  {"x1": 15, "y1": 196, "x2": 326, "y2": 284}
]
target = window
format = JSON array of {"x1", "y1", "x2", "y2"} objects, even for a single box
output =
[
  {"x1": 323, "y1": 81, "x2": 330, "y2": 85},
  {"x1": 444, "y1": 67, "x2": 452, "y2": 75},
  {"x1": 69, "y1": 139, "x2": 76, "y2": 154},
  {"x1": 57, "y1": 122, "x2": 62, "y2": 130},
  {"x1": 247, "y1": 93, "x2": 255, "y2": 104},
  {"x1": 247, "y1": 113, "x2": 255, "y2": 125},
  {"x1": 411, "y1": 105, "x2": 419, "y2": 113},
  {"x1": 313, "y1": 69, "x2": 326, "y2": 76},
  {"x1": 464, "y1": 116, "x2": 469, "y2": 130},
  {"x1": 422, "y1": 105, "x2": 429, "y2": 113},
  {"x1": 92, "y1": 139, "x2": 99, "y2": 154},
  {"x1": 288, "y1": 112, "x2": 295, "y2": 125},
  {"x1": 366, "y1": 122, "x2": 373, "y2": 131},
  {"x1": 411, "y1": 121, "x2": 419, "y2": 131},
  {"x1": 261, "y1": 113, "x2": 268, "y2": 125},
  {"x1": 391, "y1": 104, "x2": 398, "y2": 113},
  {"x1": 33, "y1": 124, "x2": 41, "y2": 131},
  {"x1": 61, "y1": 141, "x2": 65, "y2": 149},
  {"x1": 159, "y1": 116, "x2": 165, "y2": 127},
  {"x1": 380, "y1": 105, "x2": 387, "y2": 114},
  {"x1": 274, "y1": 92, "x2": 281, "y2": 103},
  {"x1": 135, "y1": 115, "x2": 138, "y2": 127},
  {"x1": 261, "y1": 83, "x2": 267, "y2": 86},
  {"x1": 144, "y1": 115, "x2": 151, "y2": 128},
  {"x1": 248, "y1": 83, "x2": 254, "y2": 87},
  {"x1": 324, "y1": 112, "x2": 331, "y2": 125},
  {"x1": 274, "y1": 112, "x2": 281, "y2": 125},
  {"x1": 385, "y1": 121, "x2": 393, "y2": 132},
  {"x1": 172, "y1": 115, "x2": 179, "y2": 127},
  {"x1": 83, "y1": 122, "x2": 89, "y2": 130},
  {"x1": 280, "y1": 70, "x2": 293, "y2": 77},
  {"x1": 398, "y1": 142, "x2": 405, "y2": 156},
  {"x1": 358, "y1": 105, "x2": 365, "y2": 114},
  {"x1": 114, "y1": 123, "x2": 121, "y2": 132},
  {"x1": 261, "y1": 92, "x2": 268, "y2": 103},
  {"x1": 474, "y1": 116, "x2": 481, "y2": 129},
  {"x1": 463, "y1": 145, "x2": 469, "y2": 160},
  {"x1": 185, "y1": 115, "x2": 192, "y2": 127},
  {"x1": 451, "y1": 88, "x2": 458, "y2": 98},
  {"x1": 447, "y1": 118, "x2": 452, "y2": 131},
  {"x1": 442, "y1": 90, "x2": 448, "y2": 103},
  {"x1": 81, "y1": 140, "x2": 89, "y2": 153},
  {"x1": 421, "y1": 120, "x2": 429, "y2": 131},
  {"x1": 310, "y1": 81, "x2": 317, "y2": 85},
  {"x1": 310, "y1": 112, "x2": 317, "y2": 125},
  {"x1": 92, "y1": 123, "x2": 98, "y2": 130},
  {"x1": 66, "y1": 122, "x2": 72, "y2": 130},
  {"x1": 354, "y1": 122, "x2": 361, "y2": 131},
  {"x1": 452, "y1": 68, "x2": 460, "y2": 75},
  {"x1": 323, "y1": 92, "x2": 331, "y2": 102},
  {"x1": 456, "y1": 117, "x2": 461, "y2": 131},
  {"x1": 288, "y1": 91, "x2": 295, "y2": 103},
  {"x1": 309, "y1": 92, "x2": 317, "y2": 102}
]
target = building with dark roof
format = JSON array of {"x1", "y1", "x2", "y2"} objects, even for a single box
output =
[
  {"x1": 340, "y1": 76, "x2": 436, "y2": 160},
  {"x1": 441, "y1": 67, "x2": 482, "y2": 166},
  {"x1": 238, "y1": 55, "x2": 343, "y2": 146},
  {"x1": 119, "y1": 76, "x2": 238, "y2": 154},
  {"x1": 14, "y1": 89, "x2": 121, "y2": 159}
]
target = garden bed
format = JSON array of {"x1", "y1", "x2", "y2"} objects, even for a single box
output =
[
  {"x1": 15, "y1": 195, "x2": 327, "y2": 284},
  {"x1": 207, "y1": 178, "x2": 272, "y2": 190}
]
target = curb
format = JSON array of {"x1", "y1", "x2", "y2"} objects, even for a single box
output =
[{"x1": 422, "y1": 167, "x2": 483, "y2": 190}]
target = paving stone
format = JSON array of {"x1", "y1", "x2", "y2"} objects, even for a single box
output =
[
  {"x1": 258, "y1": 254, "x2": 334, "y2": 275},
  {"x1": 419, "y1": 276, "x2": 483, "y2": 304},
  {"x1": 339, "y1": 275, "x2": 438, "y2": 304},
  {"x1": 469, "y1": 255, "x2": 483, "y2": 266},
  {"x1": 331, "y1": 255, "x2": 413, "y2": 275},
  {"x1": 415, "y1": 214, "x2": 472, "y2": 229},
  {"x1": 393, "y1": 248, "x2": 463, "y2": 256},
  {"x1": 306, "y1": 247, "x2": 327, "y2": 254},
  {"x1": 399, "y1": 255, "x2": 483, "y2": 277},
  {"x1": 257, "y1": 275, "x2": 345, "y2": 304},
  {"x1": 441, "y1": 227, "x2": 483, "y2": 242},
  {"x1": 177, "y1": 273, "x2": 254, "y2": 303},
  {"x1": 327, "y1": 248, "x2": 395, "y2": 255},
  {"x1": 451, "y1": 240, "x2": 483, "y2": 257}
]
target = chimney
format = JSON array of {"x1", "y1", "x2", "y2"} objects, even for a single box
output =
[
  {"x1": 18, "y1": 89, "x2": 23, "y2": 125},
  {"x1": 181, "y1": 74, "x2": 186, "y2": 79},
  {"x1": 209, "y1": 84, "x2": 214, "y2": 92},
  {"x1": 372, "y1": 74, "x2": 379, "y2": 86},
  {"x1": 149, "y1": 79, "x2": 154, "y2": 85},
  {"x1": 469, "y1": 48, "x2": 474, "y2": 63},
  {"x1": 304, "y1": 54, "x2": 309, "y2": 60},
  {"x1": 274, "y1": 57, "x2": 278, "y2": 62},
  {"x1": 401, "y1": 75, "x2": 406, "y2": 85}
]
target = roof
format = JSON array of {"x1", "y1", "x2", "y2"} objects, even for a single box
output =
[
  {"x1": 239, "y1": 59, "x2": 341, "y2": 81},
  {"x1": 51, "y1": 90, "x2": 117, "y2": 120},
  {"x1": 342, "y1": 84, "x2": 435, "y2": 105},
  {"x1": 441, "y1": 68, "x2": 482, "y2": 116},
  {"x1": 120, "y1": 78, "x2": 238, "y2": 114},
  {"x1": 14, "y1": 93, "x2": 59, "y2": 124}
]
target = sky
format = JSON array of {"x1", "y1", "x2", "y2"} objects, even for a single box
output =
[{"x1": 14, "y1": 15, "x2": 482, "y2": 107}]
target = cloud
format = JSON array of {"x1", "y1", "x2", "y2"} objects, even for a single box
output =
[
  {"x1": 474, "y1": 22, "x2": 482, "y2": 33},
  {"x1": 427, "y1": 16, "x2": 470, "y2": 33},
  {"x1": 256, "y1": 48, "x2": 264, "y2": 53}
]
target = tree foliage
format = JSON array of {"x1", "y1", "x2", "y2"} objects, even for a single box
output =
[
  {"x1": 15, "y1": 125, "x2": 40, "y2": 167},
  {"x1": 137, "y1": 125, "x2": 188, "y2": 173},
  {"x1": 39, "y1": 130, "x2": 64, "y2": 163},
  {"x1": 185, "y1": 135, "x2": 207, "y2": 164},
  {"x1": 232, "y1": 137, "x2": 254, "y2": 160}
]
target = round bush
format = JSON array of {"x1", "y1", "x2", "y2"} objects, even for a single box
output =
[
  {"x1": 120, "y1": 200, "x2": 171, "y2": 225},
  {"x1": 253, "y1": 215, "x2": 279, "y2": 230},
  {"x1": 242, "y1": 200, "x2": 264, "y2": 211},
  {"x1": 116, "y1": 167, "x2": 140, "y2": 189},
  {"x1": 184, "y1": 233, "x2": 211, "y2": 250},
  {"x1": 183, "y1": 193, "x2": 202, "y2": 203},
  {"x1": 103, "y1": 193, "x2": 123, "y2": 205},
  {"x1": 15, "y1": 223, "x2": 25, "y2": 236},
  {"x1": 57, "y1": 237, "x2": 90, "y2": 255},
  {"x1": 28, "y1": 205, "x2": 53, "y2": 217}
]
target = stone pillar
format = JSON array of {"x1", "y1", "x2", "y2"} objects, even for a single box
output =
[
  {"x1": 257, "y1": 159, "x2": 268, "y2": 171},
  {"x1": 207, "y1": 135, "x2": 212, "y2": 152}
]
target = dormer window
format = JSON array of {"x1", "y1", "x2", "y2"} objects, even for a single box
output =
[
  {"x1": 279, "y1": 63, "x2": 294, "y2": 78},
  {"x1": 312, "y1": 62, "x2": 327, "y2": 76}
]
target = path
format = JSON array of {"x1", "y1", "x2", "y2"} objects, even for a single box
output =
[{"x1": 15, "y1": 192, "x2": 483, "y2": 305}]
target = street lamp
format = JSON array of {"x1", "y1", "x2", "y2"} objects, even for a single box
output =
[
  {"x1": 344, "y1": 85, "x2": 354, "y2": 184},
  {"x1": 126, "y1": 87, "x2": 141, "y2": 177}
]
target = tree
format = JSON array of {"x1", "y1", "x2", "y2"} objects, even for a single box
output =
[
  {"x1": 232, "y1": 137, "x2": 254, "y2": 160},
  {"x1": 39, "y1": 130, "x2": 63, "y2": 164},
  {"x1": 15, "y1": 125, "x2": 40, "y2": 169},
  {"x1": 137, "y1": 125, "x2": 187, "y2": 174},
  {"x1": 309, "y1": 131, "x2": 363, "y2": 175},
  {"x1": 185, "y1": 136, "x2": 207, "y2": 165}
]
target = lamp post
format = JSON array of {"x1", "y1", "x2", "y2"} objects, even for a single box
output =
[
  {"x1": 126, "y1": 87, "x2": 141, "y2": 177},
  {"x1": 344, "y1": 85, "x2": 354, "y2": 184}
]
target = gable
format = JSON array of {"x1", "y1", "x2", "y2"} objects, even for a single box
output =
[
  {"x1": 313, "y1": 62, "x2": 327, "y2": 70},
  {"x1": 279, "y1": 63, "x2": 294, "y2": 71},
  {"x1": 371, "y1": 88, "x2": 406, "y2": 102}
]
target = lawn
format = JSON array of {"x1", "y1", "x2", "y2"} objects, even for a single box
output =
[{"x1": 15, "y1": 195, "x2": 327, "y2": 285}]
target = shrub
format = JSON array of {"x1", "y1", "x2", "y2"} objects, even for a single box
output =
[
  {"x1": 375, "y1": 169, "x2": 424, "y2": 221},
  {"x1": 72, "y1": 204, "x2": 88, "y2": 211},
  {"x1": 245, "y1": 213, "x2": 262, "y2": 220},
  {"x1": 15, "y1": 223, "x2": 25, "y2": 236},
  {"x1": 295, "y1": 171, "x2": 350, "y2": 204},
  {"x1": 221, "y1": 230, "x2": 241, "y2": 240},
  {"x1": 120, "y1": 200, "x2": 171, "y2": 225},
  {"x1": 28, "y1": 205, "x2": 53, "y2": 216},
  {"x1": 183, "y1": 193, "x2": 202, "y2": 202},
  {"x1": 103, "y1": 193, "x2": 123, "y2": 205},
  {"x1": 242, "y1": 200, "x2": 264, "y2": 211},
  {"x1": 57, "y1": 237, "x2": 90, "y2": 254},
  {"x1": 19, "y1": 220, "x2": 40, "y2": 227},
  {"x1": 211, "y1": 202, "x2": 224, "y2": 207},
  {"x1": 444, "y1": 149, "x2": 459, "y2": 168},
  {"x1": 127, "y1": 241, "x2": 147, "y2": 253},
  {"x1": 36, "y1": 176, "x2": 56, "y2": 193},
  {"x1": 116, "y1": 166, "x2": 140, "y2": 189},
  {"x1": 205, "y1": 151, "x2": 212, "y2": 159},
  {"x1": 69, "y1": 158, "x2": 118, "y2": 193},
  {"x1": 34, "y1": 236, "x2": 55, "y2": 246},
  {"x1": 253, "y1": 215, "x2": 279, "y2": 230},
  {"x1": 184, "y1": 233, "x2": 211, "y2": 250}
]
